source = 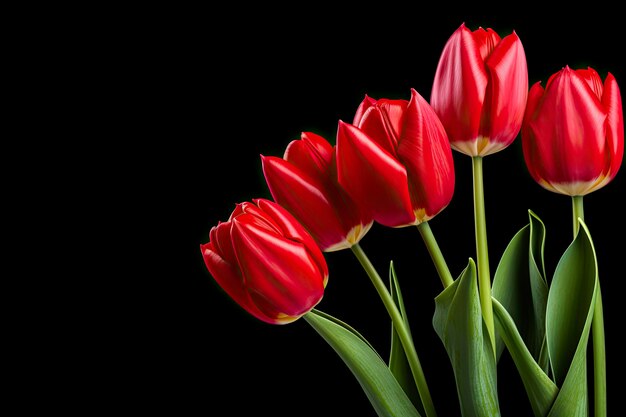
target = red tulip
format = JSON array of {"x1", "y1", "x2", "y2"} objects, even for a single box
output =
[
  {"x1": 261, "y1": 132, "x2": 373, "y2": 252},
  {"x1": 431, "y1": 23, "x2": 528, "y2": 156},
  {"x1": 522, "y1": 66, "x2": 624, "y2": 196},
  {"x1": 337, "y1": 88, "x2": 455, "y2": 228},
  {"x1": 200, "y1": 198, "x2": 328, "y2": 324}
]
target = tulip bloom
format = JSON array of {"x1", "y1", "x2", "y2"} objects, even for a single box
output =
[
  {"x1": 431, "y1": 23, "x2": 528, "y2": 156},
  {"x1": 522, "y1": 66, "x2": 624, "y2": 196},
  {"x1": 337, "y1": 88, "x2": 455, "y2": 228},
  {"x1": 200, "y1": 198, "x2": 328, "y2": 324},
  {"x1": 262, "y1": 132, "x2": 373, "y2": 252}
]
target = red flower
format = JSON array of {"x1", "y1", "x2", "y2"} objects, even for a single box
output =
[
  {"x1": 431, "y1": 23, "x2": 528, "y2": 156},
  {"x1": 200, "y1": 198, "x2": 328, "y2": 324},
  {"x1": 522, "y1": 66, "x2": 624, "y2": 196},
  {"x1": 262, "y1": 132, "x2": 373, "y2": 252},
  {"x1": 337, "y1": 88, "x2": 455, "y2": 228}
]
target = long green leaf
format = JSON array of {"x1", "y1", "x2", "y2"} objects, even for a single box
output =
[
  {"x1": 433, "y1": 258, "x2": 500, "y2": 417},
  {"x1": 492, "y1": 210, "x2": 548, "y2": 371},
  {"x1": 388, "y1": 261, "x2": 423, "y2": 415},
  {"x1": 545, "y1": 220, "x2": 598, "y2": 416},
  {"x1": 304, "y1": 309, "x2": 422, "y2": 417},
  {"x1": 492, "y1": 297, "x2": 558, "y2": 417}
]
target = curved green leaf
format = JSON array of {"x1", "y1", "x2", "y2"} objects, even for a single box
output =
[
  {"x1": 304, "y1": 309, "x2": 422, "y2": 417},
  {"x1": 545, "y1": 220, "x2": 598, "y2": 416},
  {"x1": 388, "y1": 261, "x2": 423, "y2": 415},
  {"x1": 433, "y1": 259, "x2": 500, "y2": 417},
  {"x1": 492, "y1": 297, "x2": 558, "y2": 417},
  {"x1": 492, "y1": 210, "x2": 548, "y2": 371}
]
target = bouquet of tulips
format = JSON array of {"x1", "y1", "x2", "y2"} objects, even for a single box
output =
[{"x1": 200, "y1": 23, "x2": 623, "y2": 417}]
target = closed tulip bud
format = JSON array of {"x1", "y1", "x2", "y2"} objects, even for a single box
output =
[
  {"x1": 522, "y1": 66, "x2": 624, "y2": 196},
  {"x1": 200, "y1": 198, "x2": 328, "y2": 324},
  {"x1": 431, "y1": 23, "x2": 528, "y2": 156},
  {"x1": 261, "y1": 132, "x2": 373, "y2": 252},
  {"x1": 337, "y1": 88, "x2": 455, "y2": 228}
]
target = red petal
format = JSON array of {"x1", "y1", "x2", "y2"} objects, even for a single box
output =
[
  {"x1": 231, "y1": 215, "x2": 325, "y2": 322},
  {"x1": 522, "y1": 82, "x2": 547, "y2": 186},
  {"x1": 472, "y1": 26, "x2": 501, "y2": 61},
  {"x1": 431, "y1": 23, "x2": 488, "y2": 147},
  {"x1": 200, "y1": 242, "x2": 271, "y2": 323},
  {"x1": 481, "y1": 31, "x2": 528, "y2": 152},
  {"x1": 254, "y1": 198, "x2": 328, "y2": 281},
  {"x1": 602, "y1": 73, "x2": 624, "y2": 181},
  {"x1": 235, "y1": 201, "x2": 282, "y2": 234},
  {"x1": 209, "y1": 221, "x2": 237, "y2": 265},
  {"x1": 358, "y1": 99, "x2": 408, "y2": 156},
  {"x1": 353, "y1": 95, "x2": 377, "y2": 126},
  {"x1": 261, "y1": 155, "x2": 349, "y2": 251},
  {"x1": 397, "y1": 89, "x2": 455, "y2": 220},
  {"x1": 336, "y1": 121, "x2": 415, "y2": 227},
  {"x1": 576, "y1": 67, "x2": 604, "y2": 100},
  {"x1": 283, "y1": 132, "x2": 334, "y2": 179}
]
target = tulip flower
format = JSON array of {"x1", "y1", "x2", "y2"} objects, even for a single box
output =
[
  {"x1": 200, "y1": 25, "x2": 620, "y2": 417},
  {"x1": 261, "y1": 132, "x2": 373, "y2": 252},
  {"x1": 522, "y1": 66, "x2": 624, "y2": 196},
  {"x1": 522, "y1": 66, "x2": 623, "y2": 417},
  {"x1": 431, "y1": 23, "x2": 528, "y2": 156},
  {"x1": 337, "y1": 88, "x2": 455, "y2": 229},
  {"x1": 200, "y1": 198, "x2": 328, "y2": 324},
  {"x1": 431, "y1": 23, "x2": 528, "y2": 354}
]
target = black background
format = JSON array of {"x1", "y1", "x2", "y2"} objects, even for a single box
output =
[{"x1": 122, "y1": 10, "x2": 625, "y2": 417}]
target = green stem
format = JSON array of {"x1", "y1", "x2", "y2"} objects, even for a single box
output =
[
  {"x1": 417, "y1": 222, "x2": 454, "y2": 288},
  {"x1": 571, "y1": 195, "x2": 584, "y2": 236},
  {"x1": 351, "y1": 243, "x2": 437, "y2": 417},
  {"x1": 472, "y1": 156, "x2": 495, "y2": 355},
  {"x1": 571, "y1": 195, "x2": 606, "y2": 417},
  {"x1": 592, "y1": 286, "x2": 606, "y2": 417}
]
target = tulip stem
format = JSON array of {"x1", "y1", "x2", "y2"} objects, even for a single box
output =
[
  {"x1": 416, "y1": 222, "x2": 454, "y2": 288},
  {"x1": 351, "y1": 243, "x2": 437, "y2": 417},
  {"x1": 571, "y1": 195, "x2": 606, "y2": 417},
  {"x1": 591, "y1": 287, "x2": 607, "y2": 417},
  {"x1": 571, "y1": 195, "x2": 584, "y2": 236},
  {"x1": 472, "y1": 156, "x2": 496, "y2": 355}
]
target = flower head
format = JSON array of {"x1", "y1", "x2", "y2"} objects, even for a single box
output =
[
  {"x1": 522, "y1": 66, "x2": 624, "y2": 195},
  {"x1": 201, "y1": 198, "x2": 328, "y2": 324},
  {"x1": 262, "y1": 132, "x2": 373, "y2": 252},
  {"x1": 337, "y1": 89, "x2": 455, "y2": 227},
  {"x1": 431, "y1": 23, "x2": 528, "y2": 156}
]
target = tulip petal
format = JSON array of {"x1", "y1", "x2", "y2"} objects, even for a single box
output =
[
  {"x1": 209, "y1": 221, "x2": 237, "y2": 265},
  {"x1": 431, "y1": 23, "x2": 488, "y2": 150},
  {"x1": 472, "y1": 26, "x2": 501, "y2": 61},
  {"x1": 254, "y1": 198, "x2": 328, "y2": 283},
  {"x1": 397, "y1": 89, "x2": 455, "y2": 221},
  {"x1": 336, "y1": 121, "x2": 415, "y2": 227},
  {"x1": 576, "y1": 67, "x2": 603, "y2": 100},
  {"x1": 235, "y1": 201, "x2": 283, "y2": 235},
  {"x1": 523, "y1": 82, "x2": 545, "y2": 124},
  {"x1": 231, "y1": 214, "x2": 325, "y2": 323},
  {"x1": 261, "y1": 155, "x2": 349, "y2": 251},
  {"x1": 353, "y1": 95, "x2": 377, "y2": 126},
  {"x1": 481, "y1": 31, "x2": 528, "y2": 155},
  {"x1": 201, "y1": 242, "x2": 270, "y2": 323},
  {"x1": 602, "y1": 73, "x2": 624, "y2": 182},
  {"x1": 522, "y1": 82, "x2": 547, "y2": 187},
  {"x1": 358, "y1": 99, "x2": 408, "y2": 155},
  {"x1": 283, "y1": 132, "x2": 334, "y2": 179}
]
